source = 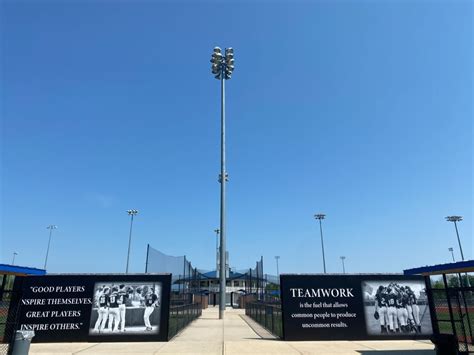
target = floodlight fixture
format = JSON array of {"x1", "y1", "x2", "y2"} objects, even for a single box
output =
[{"x1": 210, "y1": 46, "x2": 235, "y2": 81}]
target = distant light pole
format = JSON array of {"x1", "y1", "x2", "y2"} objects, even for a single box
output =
[
  {"x1": 446, "y1": 216, "x2": 470, "y2": 287},
  {"x1": 214, "y1": 228, "x2": 220, "y2": 270},
  {"x1": 126, "y1": 209, "x2": 139, "y2": 274},
  {"x1": 275, "y1": 256, "x2": 280, "y2": 276},
  {"x1": 44, "y1": 225, "x2": 58, "y2": 270},
  {"x1": 210, "y1": 46, "x2": 235, "y2": 320},
  {"x1": 445, "y1": 216, "x2": 464, "y2": 261},
  {"x1": 12, "y1": 252, "x2": 18, "y2": 265},
  {"x1": 314, "y1": 214, "x2": 327, "y2": 274},
  {"x1": 340, "y1": 256, "x2": 346, "y2": 274},
  {"x1": 448, "y1": 247, "x2": 455, "y2": 263}
]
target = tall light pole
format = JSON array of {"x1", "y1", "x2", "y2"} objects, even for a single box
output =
[
  {"x1": 340, "y1": 256, "x2": 346, "y2": 274},
  {"x1": 214, "y1": 228, "x2": 220, "y2": 272},
  {"x1": 126, "y1": 209, "x2": 139, "y2": 274},
  {"x1": 44, "y1": 225, "x2": 58, "y2": 270},
  {"x1": 314, "y1": 214, "x2": 327, "y2": 274},
  {"x1": 210, "y1": 46, "x2": 234, "y2": 320},
  {"x1": 275, "y1": 256, "x2": 280, "y2": 276},
  {"x1": 12, "y1": 252, "x2": 18, "y2": 265},
  {"x1": 448, "y1": 247, "x2": 455, "y2": 263},
  {"x1": 445, "y1": 216, "x2": 464, "y2": 261}
]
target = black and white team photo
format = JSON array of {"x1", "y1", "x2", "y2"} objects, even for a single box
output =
[
  {"x1": 89, "y1": 282, "x2": 162, "y2": 335},
  {"x1": 362, "y1": 280, "x2": 433, "y2": 336}
]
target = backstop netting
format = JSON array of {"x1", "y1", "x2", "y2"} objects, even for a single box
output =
[{"x1": 145, "y1": 245, "x2": 205, "y2": 294}]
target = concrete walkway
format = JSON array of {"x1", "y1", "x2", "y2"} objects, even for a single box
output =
[{"x1": 30, "y1": 307, "x2": 436, "y2": 354}]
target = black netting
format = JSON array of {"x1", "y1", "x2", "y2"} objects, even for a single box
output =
[{"x1": 145, "y1": 245, "x2": 206, "y2": 295}]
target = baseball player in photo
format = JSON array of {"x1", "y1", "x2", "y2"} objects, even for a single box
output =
[
  {"x1": 374, "y1": 286, "x2": 388, "y2": 333},
  {"x1": 117, "y1": 284, "x2": 129, "y2": 332},
  {"x1": 406, "y1": 287, "x2": 421, "y2": 333},
  {"x1": 396, "y1": 288, "x2": 408, "y2": 333},
  {"x1": 94, "y1": 287, "x2": 110, "y2": 332},
  {"x1": 386, "y1": 287, "x2": 399, "y2": 332},
  {"x1": 131, "y1": 286, "x2": 144, "y2": 307},
  {"x1": 107, "y1": 286, "x2": 121, "y2": 332},
  {"x1": 143, "y1": 287, "x2": 159, "y2": 331}
]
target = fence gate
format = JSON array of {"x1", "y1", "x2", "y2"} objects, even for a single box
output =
[{"x1": 428, "y1": 274, "x2": 474, "y2": 354}]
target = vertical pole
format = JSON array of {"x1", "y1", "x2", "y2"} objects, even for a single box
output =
[
  {"x1": 183, "y1": 256, "x2": 187, "y2": 296},
  {"x1": 453, "y1": 221, "x2": 471, "y2": 287},
  {"x1": 450, "y1": 249, "x2": 455, "y2": 263},
  {"x1": 424, "y1": 276, "x2": 440, "y2": 336},
  {"x1": 453, "y1": 221, "x2": 465, "y2": 261},
  {"x1": 342, "y1": 258, "x2": 345, "y2": 274},
  {"x1": 145, "y1": 244, "x2": 150, "y2": 273},
  {"x1": 443, "y1": 274, "x2": 457, "y2": 340},
  {"x1": 249, "y1": 268, "x2": 252, "y2": 294},
  {"x1": 219, "y1": 66, "x2": 226, "y2": 320},
  {"x1": 261, "y1": 256, "x2": 264, "y2": 301},
  {"x1": 460, "y1": 282, "x2": 474, "y2": 350},
  {"x1": 44, "y1": 228, "x2": 53, "y2": 270},
  {"x1": 319, "y1": 219, "x2": 327, "y2": 274},
  {"x1": 257, "y1": 262, "x2": 260, "y2": 300},
  {"x1": 276, "y1": 258, "x2": 280, "y2": 276},
  {"x1": 126, "y1": 214, "x2": 134, "y2": 274}
]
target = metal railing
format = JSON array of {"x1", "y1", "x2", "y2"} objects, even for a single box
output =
[
  {"x1": 168, "y1": 303, "x2": 202, "y2": 340},
  {"x1": 245, "y1": 302, "x2": 283, "y2": 338},
  {"x1": 427, "y1": 274, "x2": 474, "y2": 354}
]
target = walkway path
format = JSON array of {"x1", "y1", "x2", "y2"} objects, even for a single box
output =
[{"x1": 30, "y1": 307, "x2": 436, "y2": 354}]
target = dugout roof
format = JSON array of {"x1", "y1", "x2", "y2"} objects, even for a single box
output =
[
  {"x1": 0, "y1": 263, "x2": 46, "y2": 276},
  {"x1": 403, "y1": 259, "x2": 474, "y2": 275}
]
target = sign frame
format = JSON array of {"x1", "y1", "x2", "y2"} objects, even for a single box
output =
[
  {"x1": 280, "y1": 274, "x2": 434, "y2": 341},
  {"x1": 14, "y1": 273, "x2": 171, "y2": 343}
]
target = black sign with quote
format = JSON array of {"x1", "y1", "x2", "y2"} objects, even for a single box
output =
[
  {"x1": 280, "y1": 274, "x2": 434, "y2": 341},
  {"x1": 15, "y1": 274, "x2": 171, "y2": 342}
]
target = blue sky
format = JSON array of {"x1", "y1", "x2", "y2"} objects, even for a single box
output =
[{"x1": 1, "y1": 0, "x2": 472, "y2": 275}]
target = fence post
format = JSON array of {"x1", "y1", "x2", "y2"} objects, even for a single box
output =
[
  {"x1": 443, "y1": 274, "x2": 457, "y2": 339},
  {"x1": 272, "y1": 305, "x2": 275, "y2": 334}
]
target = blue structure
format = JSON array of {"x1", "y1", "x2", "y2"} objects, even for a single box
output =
[
  {"x1": 0, "y1": 263, "x2": 46, "y2": 276},
  {"x1": 404, "y1": 259, "x2": 474, "y2": 275}
]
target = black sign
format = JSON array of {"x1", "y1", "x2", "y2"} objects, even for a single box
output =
[
  {"x1": 15, "y1": 274, "x2": 171, "y2": 342},
  {"x1": 280, "y1": 274, "x2": 433, "y2": 341}
]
